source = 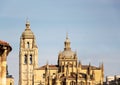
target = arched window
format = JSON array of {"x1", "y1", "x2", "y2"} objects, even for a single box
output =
[
  {"x1": 24, "y1": 55, "x2": 27, "y2": 64},
  {"x1": 30, "y1": 55, "x2": 32, "y2": 64},
  {"x1": 62, "y1": 81, "x2": 66, "y2": 85},
  {"x1": 80, "y1": 81, "x2": 84, "y2": 85},
  {"x1": 70, "y1": 81, "x2": 76, "y2": 85},
  {"x1": 87, "y1": 82, "x2": 90, "y2": 85},
  {"x1": 10, "y1": 82, "x2": 12, "y2": 85},
  {"x1": 61, "y1": 81, "x2": 66, "y2": 85},
  {"x1": 27, "y1": 42, "x2": 30, "y2": 48}
]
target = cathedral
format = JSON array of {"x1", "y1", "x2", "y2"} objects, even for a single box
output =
[{"x1": 19, "y1": 20, "x2": 104, "y2": 85}]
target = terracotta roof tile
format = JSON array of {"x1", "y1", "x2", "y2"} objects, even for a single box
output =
[
  {"x1": 0, "y1": 40, "x2": 9, "y2": 46},
  {"x1": 0, "y1": 40, "x2": 12, "y2": 51},
  {"x1": 36, "y1": 65, "x2": 58, "y2": 70},
  {"x1": 82, "y1": 65, "x2": 100, "y2": 70},
  {"x1": 35, "y1": 64, "x2": 100, "y2": 70}
]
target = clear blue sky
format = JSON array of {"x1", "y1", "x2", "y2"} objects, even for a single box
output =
[{"x1": 0, "y1": 0, "x2": 120, "y2": 84}]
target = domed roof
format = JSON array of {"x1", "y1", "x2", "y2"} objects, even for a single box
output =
[
  {"x1": 58, "y1": 34, "x2": 76, "y2": 59},
  {"x1": 22, "y1": 29, "x2": 34, "y2": 39},
  {"x1": 21, "y1": 21, "x2": 35, "y2": 39},
  {"x1": 60, "y1": 50, "x2": 75, "y2": 59}
]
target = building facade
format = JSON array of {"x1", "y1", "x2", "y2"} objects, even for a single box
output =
[
  {"x1": 0, "y1": 40, "x2": 14, "y2": 85},
  {"x1": 19, "y1": 21, "x2": 104, "y2": 85},
  {"x1": 104, "y1": 75, "x2": 120, "y2": 85}
]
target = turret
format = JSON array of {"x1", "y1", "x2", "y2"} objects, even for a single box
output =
[
  {"x1": 88, "y1": 63, "x2": 91, "y2": 75},
  {"x1": 100, "y1": 62, "x2": 104, "y2": 84}
]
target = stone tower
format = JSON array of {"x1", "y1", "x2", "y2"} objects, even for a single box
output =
[{"x1": 19, "y1": 20, "x2": 38, "y2": 85}]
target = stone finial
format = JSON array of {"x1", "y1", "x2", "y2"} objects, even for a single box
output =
[{"x1": 26, "y1": 18, "x2": 30, "y2": 29}]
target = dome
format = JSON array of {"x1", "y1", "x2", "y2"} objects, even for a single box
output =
[
  {"x1": 60, "y1": 50, "x2": 75, "y2": 59},
  {"x1": 58, "y1": 34, "x2": 76, "y2": 59},
  {"x1": 22, "y1": 29, "x2": 34, "y2": 39},
  {"x1": 21, "y1": 21, "x2": 35, "y2": 39}
]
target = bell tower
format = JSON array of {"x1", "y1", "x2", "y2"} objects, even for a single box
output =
[{"x1": 19, "y1": 20, "x2": 38, "y2": 85}]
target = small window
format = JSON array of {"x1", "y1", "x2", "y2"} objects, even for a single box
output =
[
  {"x1": 27, "y1": 42, "x2": 30, "y2": 48},
  {"x1": 10, "y1": 82, "x2": 12, "y2": 85},
  {"x1": 43, "y1": 74, "x2": 45, "y2": 78},
  {"x1": 24, "y1": 55, "x2": 27, "y2": 64},
  {"x1": 30, "y1": 55, "x2": 32, "y2": 64}
]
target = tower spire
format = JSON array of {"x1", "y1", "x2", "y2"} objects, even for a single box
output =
[
  {"x1": 66, "y1": 32, "x2": 68, "y2": 39},
  {"x1": 64, "y1": 33, "x2": 71, "y2": 50},
  {"x1": 26, "y1": 18, "x2": 30, "y2": 29}
]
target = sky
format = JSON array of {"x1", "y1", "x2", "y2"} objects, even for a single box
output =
[{"x1": 0, "y1": 0, "x2": 120, "y2": 85}]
